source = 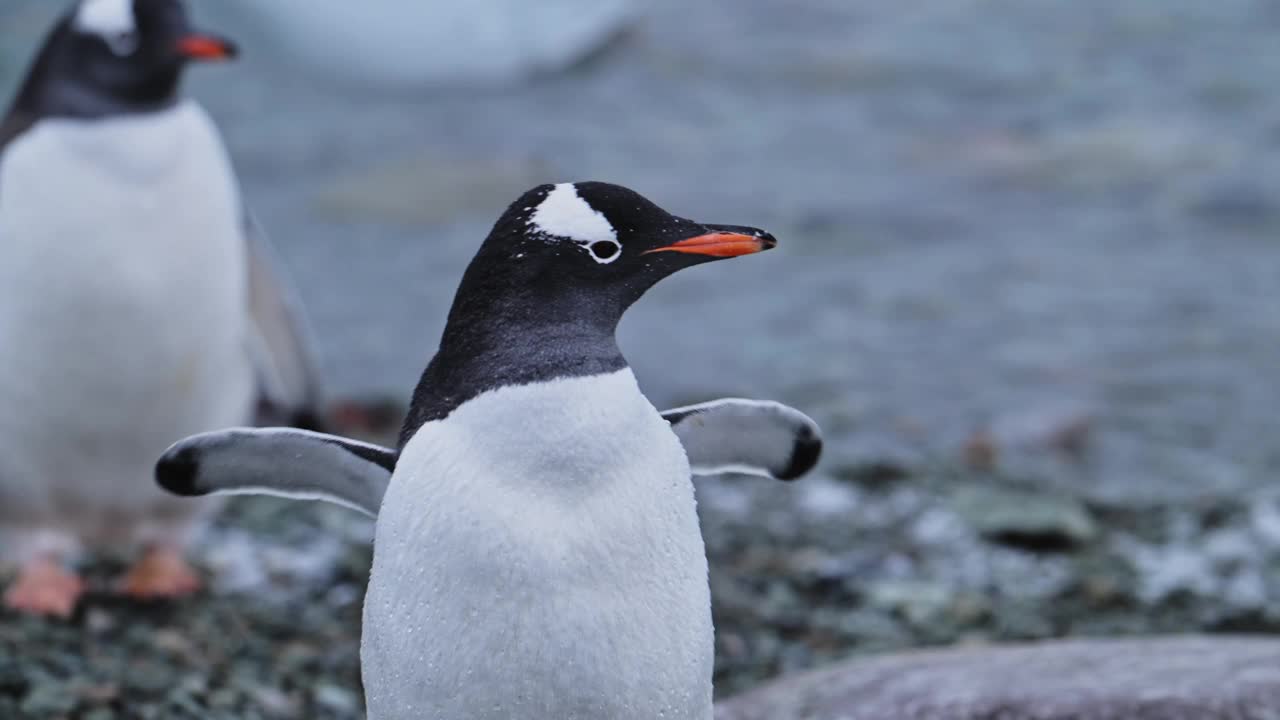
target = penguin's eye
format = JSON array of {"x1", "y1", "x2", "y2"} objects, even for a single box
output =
[
  {"x1": 105, "y1": 30, "x2": 139, "y2": 56},
  {"x1": 587, "y1": 240, "x2": 621, "y2": 264}
]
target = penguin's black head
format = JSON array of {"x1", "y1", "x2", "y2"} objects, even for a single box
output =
[
  {"x1": 467, "y1": 182, "x2": 776, "y2": 319},
  {"x1": 404, "y1": 182, "x2": 776, "y2": 433},
  {"x1": 13, "y1": 0, "x2": 236, "y2": 119}
]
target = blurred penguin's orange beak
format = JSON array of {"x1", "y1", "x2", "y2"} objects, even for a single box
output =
[{"x1": 176, "y1": 34, "x2": 238, "y2": 61}]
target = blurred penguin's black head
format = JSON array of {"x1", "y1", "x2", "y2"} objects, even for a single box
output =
[{"x1": 11, "y1": 0, "x2": 237, "y2": 120}]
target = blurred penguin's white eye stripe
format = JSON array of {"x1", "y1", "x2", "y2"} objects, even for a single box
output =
[
  {"x1": 528, "y1": 183, "x2": 618, "y2": 254},
  {"x1": 75, "y1": 0, "x2": 136, "y2": 37}
]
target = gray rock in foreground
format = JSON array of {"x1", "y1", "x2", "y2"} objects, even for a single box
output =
[{"x1": 715, "y1": 636, "x2": 1280, "y2": 720}]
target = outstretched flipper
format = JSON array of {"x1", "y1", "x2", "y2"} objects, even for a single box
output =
[
  {"x1": 663, "y1": 399, "x2": 822, "y2": 481},
  {"x1": 156, "y1": 428, "x2": 396, "y2": 516},
  {"x1": 155, "y1": 399, "x2": 822, "y2": 516}
]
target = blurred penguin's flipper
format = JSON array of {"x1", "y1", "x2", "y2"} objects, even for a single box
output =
[
  {"x1": 662, "y1": 399, "x2": 822, "y2": 481},
  {"x1": 243, "y1": 211, "x2": 327, "y2": 430},
  {"x1": 156, "y1": 428, "x2": 396, "y2": 516}
]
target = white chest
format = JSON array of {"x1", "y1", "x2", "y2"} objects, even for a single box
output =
[
  {"x1": 0, "y1": 101, "x2": 249, "y2": 372},
  {"x1": 364, "y1": 370, "x2": 714, "y2": 720},
  {"x1": 0, "y1": 101, "x2": 245, "y2": 313},
  {"x1": 0, "y1": 102, "x2": 255, "y2": 505}
]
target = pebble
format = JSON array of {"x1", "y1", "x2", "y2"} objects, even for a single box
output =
[{"x1": 951, "y1": 484, "x2": 1098, "y2": 551}]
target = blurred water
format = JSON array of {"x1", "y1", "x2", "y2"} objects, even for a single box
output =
[{"x1": 2, "y1": 0, "x2": 1278, "y2": 503}]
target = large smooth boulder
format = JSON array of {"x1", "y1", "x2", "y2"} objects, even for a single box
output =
[
  {"x1": 211, "y1": 0, "x2": 634, "y2": 88},
  {"x1": 715, "y1": 636, "x2": 1280, "y2": 720}
]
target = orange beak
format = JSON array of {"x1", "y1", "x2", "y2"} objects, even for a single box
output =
[
  {"x1": 643, "y1": 232, "x2": 776, "y2": 258},
  {"x1": 176, "y1": 34, "x2": 238, "y2": 61}
]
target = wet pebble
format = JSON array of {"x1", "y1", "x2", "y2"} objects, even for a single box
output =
[{"x1": 951, "y1": 484, "x2": 1098, "y2": 551}]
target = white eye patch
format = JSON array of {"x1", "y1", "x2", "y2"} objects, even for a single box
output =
[
  {"x1": 527, "y1": 183, "x2": 621, "y2": 264},
  {"x1": 75, "y1": 0, "x2": 138, "y2": 54}
]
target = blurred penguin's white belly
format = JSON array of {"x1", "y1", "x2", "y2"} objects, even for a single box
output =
[
  {"x1": 364, "y1": 369, "x2": 714, "y2": 720},
  {"x1": 0, "y1": 101, "x2": 254, "y2": 543}
]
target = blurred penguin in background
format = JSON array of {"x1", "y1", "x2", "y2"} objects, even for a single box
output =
[{"x1": 0, "y1": 0, "x2": 323, "y2": 617}]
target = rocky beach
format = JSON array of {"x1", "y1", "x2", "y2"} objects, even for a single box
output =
[{"x1": 2, "y1": 0, "x2": 1279, "y2": 717}]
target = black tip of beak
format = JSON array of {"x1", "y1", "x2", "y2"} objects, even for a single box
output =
[{"x1": 706, "y1": 224, "x2": 776, "y2": 247}]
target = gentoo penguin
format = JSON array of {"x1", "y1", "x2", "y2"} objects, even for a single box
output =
[
  {"x1": 0, "y1": 0, "x2": 323, "y2": 617},
  {"x1": 156, "y1": 398, "x2": 823, "y2": 516},
  {"x1": 158, "y1": 182, "x2": 791, "y2": 720}
]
